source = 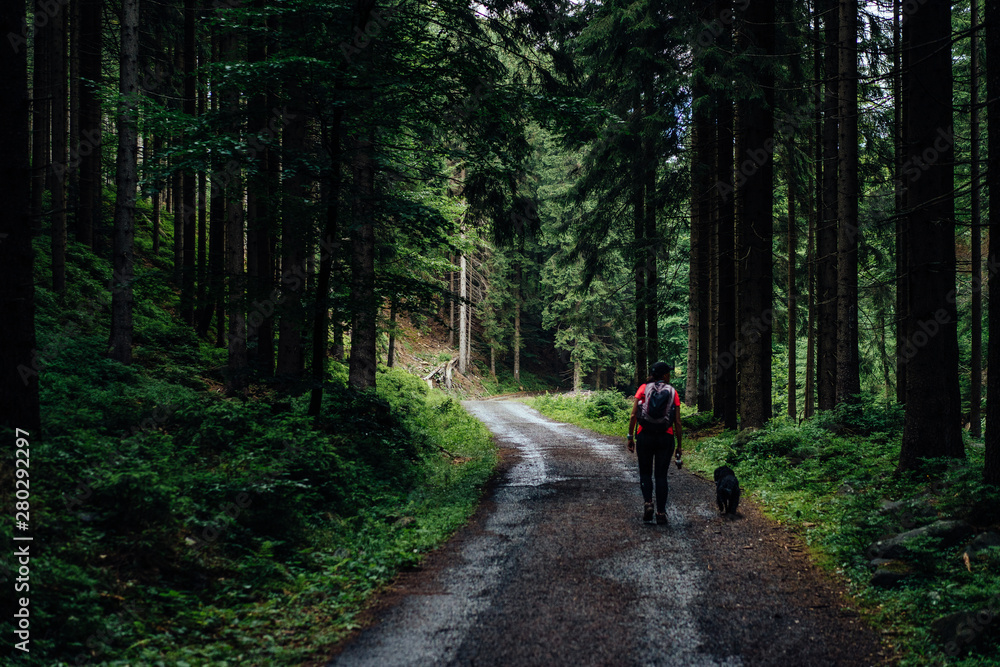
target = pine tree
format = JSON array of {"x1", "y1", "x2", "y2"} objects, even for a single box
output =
[
  {"x1": 0, "y1": 0, "x2": 41, "y2": 431},
  {"x1": 109, "y1": 0, "x2": 140, "y2": 364},
  {"x1": 984, "y1": 0, "x2": 1000, "y2": 485},
  {"x1": 735, "y1": 0, "x2": 776, "y2": 429},
  {"x1": 899, "y1": 0, "x2": 962, "y2": 470}
]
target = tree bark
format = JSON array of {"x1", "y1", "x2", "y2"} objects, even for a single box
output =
[
  {"x1": 348, "y1": 133, "x2": 377, "y2": 389},
  {"x1": 645, "y1": 80, "x2": 659, "y2": 367},
  {"x1": 735, "y1": 0, "x2": 775, "y2": 429},
  {"x1": 31, "y1": 0, "x2": 50, "y2": 235},
  {"x1": 180, "y1": 0, "x2": 197, "y2": 324},
  {"x1": 694, "y1": 62, "x2": 714, "y2": 413},
  {"x1": 715, "y1": 58, "x2": 738, "y2": 430},
  {"x1": 245, "y1": 4, "x2": 275, "y2": 375},
  {"x1": 219, "y1": 24, "x2": 246, "y2": 391},
  {"x1": 817, "y1": 0, "x2": 839, "y2": 410},
  {"x1": 387, "y1": 298, "x2": 397, "y2": 367},
  {"x1": 969, "y1": 0, "x2": 982, "y2": 437},
  {"x1": 276, "y1": 109, "x2": 308, "y2": 379},
  {"x1": 685, "y1": 170, "x2": 699, "y2": 408},
  {"x1": 835, "y1": 0, "x2": 860, "y2": 403},
  {"x1": 899, "y1": 0, "x2": 962, "y2": 470},
  {"x1": 894, "y1": 0, "x2": 908, "y2": 405},
  {"x1": 787, "y1": 156, "x2": 797, "y2": 420},
  {"x1": 514, "y1": 244, "x2": 522, "y2": 382},
  {"x1": 108, "y1": 0, "x2": 139, "y2": 364},
  {"x1": 207, "y1": 29, "x2": 227, "y2": 348},
  {"x1": 459, "y1": 253, "x2": 468, "y2": 375},
  {"x1": 0, "y1": 0, "x2": 41, "y2": 431},
  {"x1": 634, "y1": 179, "x2": 647, "y2": 385},
  {"x1": 983, "y1": 0, "x2": 1000, "y2": 484},
  {"x1": 69, "y1": 0, "x2": 80, "y2": 236},
  {"x1": 151, "y1": 135, "x2": 161, "y2": 254},
  {"x1": 50, "y1": 2, "x2": 67, "y2": 293}
]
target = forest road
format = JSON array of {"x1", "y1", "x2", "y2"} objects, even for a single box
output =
[{"x1": 326, "y1": 401, "x2": 887, "y2": 667}]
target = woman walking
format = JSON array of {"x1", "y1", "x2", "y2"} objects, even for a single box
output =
[{"x1": 626, "y1": 361, "x2": 683, "y2": 524}]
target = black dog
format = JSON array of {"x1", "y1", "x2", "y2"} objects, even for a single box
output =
[{"x1": 714, "y1": 466, "x2": 740, "y2": 515}]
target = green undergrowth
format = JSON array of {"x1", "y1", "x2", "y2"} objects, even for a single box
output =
[
  {"x1": 478, "y1": 365, "x2": 559, "y2": 396},
  {"x1": 527, "y1": 389, "x2": 702, "y2": 438},
  {"x1": 528, "y1": 392, "x2": 1000, "y2": 665},
  {"x1": 0, "y1": 238, "x2": 497, "y2": 665}
]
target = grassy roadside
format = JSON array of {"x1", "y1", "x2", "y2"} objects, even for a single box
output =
[
  {"x1": 0, "y1": 234, "x2": 498, "y2": 665},
  {"x1": 527, "y1": 391, "x2": 1000, "y2": 666}
]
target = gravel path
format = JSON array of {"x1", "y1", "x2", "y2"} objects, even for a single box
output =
[{"x1": 326, "y1": 401, "x2": 887, "y2": 666}]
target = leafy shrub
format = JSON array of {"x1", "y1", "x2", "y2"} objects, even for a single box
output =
[
  {"x1": 584, "y1": 390, "x2": 630, "y2": 421},
  {"x1": 811, "y1": 393, "x2": 904, "y2": 436},
  {"x1": 683, "y1": 411, "x2": 718, "y2": 431}
]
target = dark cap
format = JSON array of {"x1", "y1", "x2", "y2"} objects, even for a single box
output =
[{"x1": 649, "y1": 361, "x2": 671, "y2": 378}]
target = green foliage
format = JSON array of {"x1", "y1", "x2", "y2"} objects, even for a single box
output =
[
  {"x1": 537, "y1": 394, "x2": 1000, "y2": 664},
  {"x1": 479, "y1": 367, "x2": 556, "y2": 395},
  {"x1": 583, "y1": 390, "x2": 631, "y2": 421},
  {"x1": 688, "y1": 416, "x2": 1000, "y2": 666},
  {"x1": 529, "y1": 391, "x2": 624, "y2": 437},
  {"x1": 2, "y1": 230, "x2": 498, "y2": 665},
  {"x1": 529, "y1": 391, "x2": 705, "y2": 439}
]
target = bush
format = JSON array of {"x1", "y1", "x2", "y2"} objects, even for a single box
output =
[{"x1": 584, "y1": 390, "x2": 631, "y2": 421}]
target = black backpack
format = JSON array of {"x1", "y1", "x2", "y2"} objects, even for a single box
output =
[{"x1": 640, "y1": 381, "x2": 676, "y2": 433}]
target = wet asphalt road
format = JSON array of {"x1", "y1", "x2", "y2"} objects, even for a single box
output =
[{"x1": 327, "y1": 401, "x2": 885, "y2": 667}]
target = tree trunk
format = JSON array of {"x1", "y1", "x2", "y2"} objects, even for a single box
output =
[
  {"x1": 969, "y1": 0, "x2": 982, "y2": 438},
  {"x1": 634, "y1": 181, "x2": 646, "y2": 386},
  {"x1": 644, "y1": 81, "x2": 659, "y2": 367},
  {"x1": 31, "y1": 0, "x2": 50, "y2": 235},
  {"x1": 50, "y1": 2, "x2": 67, "y2": 293},
  {"x1": 459, "y1": 253, "x2": 468, "y2": 375},
  {"x1": 899, "y1": 0, "x2": 962, "y2": 471},
  {"x1": 806, "y1": 0, "x2": 821, "y2": 419},
  {"x1": 0, "y1": 0, "x2": 41, "y2": 431},
  {"x1": 787, "y1": 157, "x2": 797, "y2": 420},
  {"x1": 219, "y1": 26, "x2": 246, "y2": 391},
  {"x1": 173, "y1": 164, "x2": 183, "y2": 283},
  {"x1": 244, "y1": 4, "x2": 275, "y2": 373},
  {"x1": 347, "y1": 133, "x2": 377, "y2": 389},
  {"x1": 694, "y1": 67, "x2": 714, "y2": 413},
  {"x1": 894, "y1": 0, "x2": 908, "y2": 405},
  {"x1": 448, "y1": 262, "x2": 455, "y2": 346},
  {"x1": 108, "y1": 0, "x2": 139, "y2": 364},
  {"x1": 226, "y1": 198, "x2": 247, "y2": 391},
  {"x1": 685, "y1": 194, "x2": 699, "y2": 407},
  {"x1": 805, "y1": 182, "x2": 816, "y2": 419},
  {"x1": 387, "y1": 298, "x2": 397, "y2": 368},
  {"x1": 735, "y1": 0, "x2": 775, "y2": 429},
  {"x1": 151, "y1": 136, "x2": 161, "y2": 254},
  {"x1": 514, "y1": 254, "x2": 521, "y2": 382},
  {"x1": 985, "y1": 0, "x2": 1000, "y2": 484},
  {"x1": 715, "y1": 62, "x2": 738, "y2": 430},
  {"x1": 180, "y1": 0, "x2": 197, "y2": 324},
  {"x1": 465, "y1": 280, "x2": 472, "y2": 367},
  {"x1": 835, "y1": 0, "x2": 860, "y2": 403},
  {"x1": 276, "y1": 109, "x2": 308, "y2": 379},
  {"x1": 817, "y1": 0, "x2": 839, "y2": 410},
  {"x1": 172, "y1": 44, "x2": 183, "y2": 285},
  {"x1": 69, "y1": 0, "x2": 80, "y2": 236},
  {"x1": 207, "y1": 31, "x2": 226, "y2": 348},
  {"x1": 307, "y1": 113, "x2": 342, "y2": 414}
]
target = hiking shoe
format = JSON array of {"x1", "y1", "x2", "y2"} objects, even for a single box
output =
[
  {"x1": 643, "y1": 502, "x2": 654, "y2": 522},
  {"x1": 656, "y1": 512, "x2": 667, "y2": 525}
]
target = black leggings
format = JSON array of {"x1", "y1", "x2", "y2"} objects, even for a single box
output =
[{"x1": 636, "y1": 430, "x2": 675, "y2": 513}]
